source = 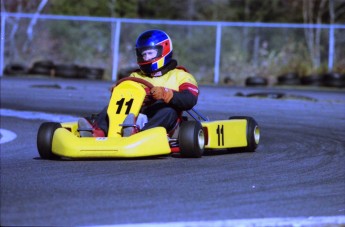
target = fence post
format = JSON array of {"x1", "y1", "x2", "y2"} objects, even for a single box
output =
[
  {"x1": 112, "y1": 19, "x2": 121, "y2": 81},
  {"x1": 328, "y1": 25, "x2": 334, "y2": 72},
  {"x1": 0, "y1": 12, "x2": 6, "y2": 77},
  {"x1": 214, "y1": 24, "x2": 222, "y2": 84}
]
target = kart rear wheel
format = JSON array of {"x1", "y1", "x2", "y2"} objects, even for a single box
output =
[
  {"x1": 229, "y1": 116, "x2": 260, "y2": 152},
  {"x1": 37, "y1": 122, "x2": 61, "y2": 160},
  {"x1": 178, "y1": 121, "x2": 205, "y2": 158}
]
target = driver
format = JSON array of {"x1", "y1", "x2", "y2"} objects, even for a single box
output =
[{"x1": 78, "y1": 29, "x2": 199, "y2": 137}]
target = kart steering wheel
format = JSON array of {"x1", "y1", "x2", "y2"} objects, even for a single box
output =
[{"x1": 115, "y1": 77, "x2": 154, "y2": 89}]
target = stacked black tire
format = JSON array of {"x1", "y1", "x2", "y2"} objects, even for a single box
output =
[
  {"x1": 245, "y1": 76, "x2": 268, "y2": 87},
  {"x1": 277, "y1": 72, "x2": 300, "y2": 86},
  {"x1": 29, "y1": 60, "x2": 55, "y2": 76},
  {"x1": 278, "y1": 72, "x2": 345, "y2": 88},
  {"x1": 243, "y1": 72, "x2": 344, "y2": 88},
  {"x1": 3, "y1": 61, "x2": 104, "y2": 80},
  {"x1": 300, "y1": 74, "x2": 322, "y2": 86},
  {"x1": 321, "y1": 72, "x2": 345, "y2": 88},
  {"x1": 3, "y1": 63, "x2": 28, "y2": 75}
]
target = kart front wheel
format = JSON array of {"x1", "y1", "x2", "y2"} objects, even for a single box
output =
[
  {"x1": 229, "y1": 116, "x2": 260, "y2": 152},
  {"x1": 178, "y1": 121, "x2": 205, "y2": 158},
  {"x1": 37, "y1": 122, "x2": 61, "y2": 160}
]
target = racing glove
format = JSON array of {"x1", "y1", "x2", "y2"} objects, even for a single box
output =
[
  {"x1": 151, "y1": 86, "x2": 173, "y2": 103},
  {"x1": 143, "y1": 86, "x2": 155, "y2": 106}
]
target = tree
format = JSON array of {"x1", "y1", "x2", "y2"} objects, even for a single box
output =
[
  {"x1": 47, "y1": 0, "x2": 111, "y2": 16},
  {"x1": 303, "y1": 0, "x2": 328, "y2": 71},
  {"x1": 3, "y1": 0, "x2": 48, "y2": 62}
]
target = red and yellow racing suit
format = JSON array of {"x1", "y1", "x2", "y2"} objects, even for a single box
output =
[
  {"x1": 92, "y1": 61, "x2": 199, "y2": 135},
  {"x1": 130, "y1": 66, "x2": 199, "y2": 110}
]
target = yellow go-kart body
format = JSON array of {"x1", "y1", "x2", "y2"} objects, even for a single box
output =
[
  {"x1": 202, "y1": 120, "x2": 248, "y2": 149},
  {"x1": 48, "y1": 80, "x2": 171, "y2": 159},
  {"x1": 37, "y1": 78, "x2": 260, "y2": 160},
  {"x1": 53, "y1": 123, "x2": 170, "y2": 158}
]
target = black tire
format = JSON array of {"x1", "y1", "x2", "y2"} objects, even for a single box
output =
[
  {"x1": 229, "y1": 116, "x2": 260, "y2": 152},
  {"x1": 37, "y1": 122, "x2": 61, "y2": 160},
  {"x1": 300, "y1": 74, "x2": 322, "y2": 86},
  {"x1": 4, "y1": 63, "x2": 28, "y2": 75},
  {"x1": 178, "y1": 121, "x2": 205, "y2": 158},
  {"x1": 79, "y1": 67, "x2": 104, "y2": 80},
  {"x1": 29, "y1": 60, "x2": 55, "y2": 76},
  {"x1": 223, "y1": 77, "x2": 234, "y2": 85},
  {"x1": 322, "y1": 72, "x2": 345, "y2": 88},
  {"x1": 245, "y1": 76, "x2": 268, "y2": 86},
  {"x1": 277, "y1": 72, "x2": 300, "y2": 85},
  {"x1": 55, "y1": 64, "x2": 79, "y2": 78}
]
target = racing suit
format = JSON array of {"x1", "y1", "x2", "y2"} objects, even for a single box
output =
[{"x1": 93, "y1": 59, "x2": 199, "y2": 135}]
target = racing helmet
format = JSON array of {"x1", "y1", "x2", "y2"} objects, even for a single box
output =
[{"x1": 135, "y1": 30, "x2": 173, "y2": 74}]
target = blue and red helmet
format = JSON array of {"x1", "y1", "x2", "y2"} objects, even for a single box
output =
[{"x1": 135, "y1": 30, "x2": 173, "y2": 74}]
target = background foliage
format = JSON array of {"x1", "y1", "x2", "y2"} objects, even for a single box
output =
[
  {"x1": 2, "y1": 0, "x2": 345, "y2": 83},
  {"x1": 4, "y1": 0, "x2": 344, "y2": 23}
]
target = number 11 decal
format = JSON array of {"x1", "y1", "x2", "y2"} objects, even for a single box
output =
[
  {"x1": 116, "y1": 98, "x2": 134, "y2": 114},
  {"x1": 216, "y1": 125, "x2": 224, "y2": 146}
]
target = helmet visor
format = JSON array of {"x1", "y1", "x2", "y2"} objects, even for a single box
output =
[{"x1": 136, "y1": 46, "x2": 163, "y2": 64}]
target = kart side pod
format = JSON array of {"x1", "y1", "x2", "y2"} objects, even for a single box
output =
[
  {"x1": 53, "y1": 126, "x2": 171, "y2": 158},
  {"x1": 201, "y1": 116, "x2": 260, "y2": 152},
  {"x1": 37, "y1": 122, "x2": 171, "y2": 159}
]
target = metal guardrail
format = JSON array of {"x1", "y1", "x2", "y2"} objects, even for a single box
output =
[{"x1": 1, "y1": 12, "x2": 344, "y2": 83}]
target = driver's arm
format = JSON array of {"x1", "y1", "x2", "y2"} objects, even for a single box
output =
[{"x1": 169, "y1": 83, "x2": 198, "y2": 110}]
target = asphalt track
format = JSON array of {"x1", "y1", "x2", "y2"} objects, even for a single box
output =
[{"x1": 1, "y1": 76, "x2": 345, "y2": 226}]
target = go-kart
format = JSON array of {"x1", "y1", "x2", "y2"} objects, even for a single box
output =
[{"x1": 37, "y1": 77, "x2": 260, "y2": 159}]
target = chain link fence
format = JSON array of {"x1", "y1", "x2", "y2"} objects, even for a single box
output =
[{"x1": 1, "y1": 13, "x2": 344, "y2": 85}]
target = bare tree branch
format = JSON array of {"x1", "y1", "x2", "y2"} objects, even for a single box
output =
[
  {"x1": 27, "y1": 0, "x2": 48, "y2": 41},
  {"x1": 23, "y1": 0, "x2": 48, "y2": 53}
]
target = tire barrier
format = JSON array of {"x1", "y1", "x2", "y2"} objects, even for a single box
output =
[
  {"x1": 223, "y1": 77, "x2": 235, "y2": 85},
  {"x1": 277, "y1": 72, "x2": 300, "y2": 85},
  {"x1": 300, "y1": 74, "x2": 322, "y2": 86},
  {"x1": 79, "y1": 67, "x2": 104, "y2": 80},
  {"x1": 4, "y1": 61, "x2": 104, "y2": 80},
  {"x1": 276, "y1": 72, "x2": 345, "y2": 88},
  {"x1": 28, "y1": 60, "x2": 55, "y2": 76},
  {"x1": 3, "y1": 63, "x2": 28, "y2": 75},
  {"x1": 321, "y1": 72, "x2": 345, "y2": 88},
  {"x1": 245, "y1": 76, "x2": 268, "y2": 87},
  {"x1": 54, "y1": 64, "x2": 79, "y2": 78},
  {"x1": 3, "y1": 61, "x2": 344, "y2": 86},
  {"x1": 242, "y1": 72, "x2": 345, "y2": 88}
]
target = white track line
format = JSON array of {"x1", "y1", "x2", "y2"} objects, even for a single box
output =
[
  {"x1": 0, "y1": 108, "x2": 78, "y2": 122},
  {"x1": 93, "y1": 216, "x2": 345, "y2": 227},
  {"x1": 0, "y1": 108, "x2": 78, "y2": 144},
  {"x1": 0, "y1": 128, "x2": 17, "y2": 144}
]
